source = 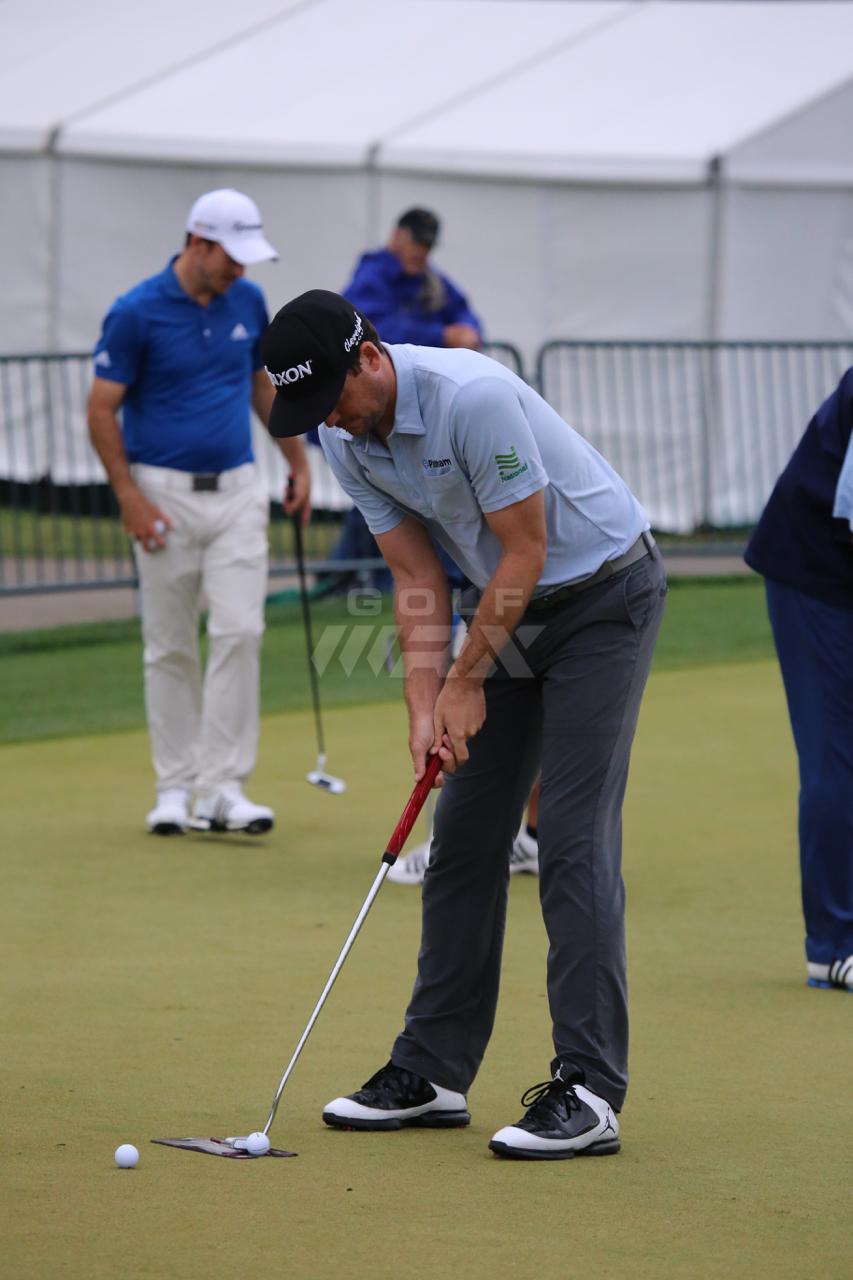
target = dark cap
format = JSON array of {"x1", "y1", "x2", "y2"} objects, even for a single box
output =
[
  {"x1": 397, "y1": 207, "x2": 439, "y2": 247},
  {"x1": 261, "y1": 290, "x2": 365, "y2": 438}
]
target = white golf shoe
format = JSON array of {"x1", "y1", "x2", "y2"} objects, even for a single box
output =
[
  {"x1": 807, "y1": 957, "x2": 853, "y2": 991},
  {"x1": 386, "y1": 839, "x2": 432, "y2": 885},
  {"x1": 191, "y1": 787, "x2": 274, "y2": 835},
  {"x1": 509, "y1": 827, "x2": 539, "y2": 875},
  {"x1": 146, "y1": 788, "x2": 191, "y2": 836}
]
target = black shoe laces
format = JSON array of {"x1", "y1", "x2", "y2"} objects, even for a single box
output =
[{"x1": 520, "y1": 1076, "x2": 582, "y2": 1121}]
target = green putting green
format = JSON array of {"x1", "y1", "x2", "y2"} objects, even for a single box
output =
[{"x1": 1, "y1": 663, "x2": 849, "y2": 1279}]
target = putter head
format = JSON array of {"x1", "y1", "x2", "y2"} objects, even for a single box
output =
[
  {"x1": 306, "y1": 770, "x2": 346, "y2": 795},
  {"x1": 151, "y1": 1136, "x2": 296, "y2": 1158}
]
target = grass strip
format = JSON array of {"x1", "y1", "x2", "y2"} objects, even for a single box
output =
[{"x1": 0, "y1": 577, "x2": 773, "y2": 745}]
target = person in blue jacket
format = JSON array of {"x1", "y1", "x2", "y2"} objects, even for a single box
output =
[
  {"x1": 744, "y1": 367, "x2": 853, "y2": 993},
  {"x1": 342, "y1": 207, "x2": 483, "y2": 350}
]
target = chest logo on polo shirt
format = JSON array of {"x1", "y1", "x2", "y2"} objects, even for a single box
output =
[
  {"x1": 229, "y1": 323, "x2": 250, "y2": 341},
  {"x1": 496, "y1": 446, "x2": 528, "y2": 483},
  {"x1": 422, "y1": 456, "x2": 454, "y2": 475}
]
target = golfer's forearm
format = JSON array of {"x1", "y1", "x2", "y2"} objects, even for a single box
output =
[
  {"x1": 451, "y1": 550, "x2": 539, "y2": 684},
  {"x1": 394, "y1": 572, "x2": 453, "y2": 716},
  {"x1": 88, "y1": 409, "x2": 137, "y2": 502},
  {"x1": 252, "y1": 372, "x2": 276, "y2": 429},
  {"x1": 277, "y1": 436, "x2": 309, "y2": 475}
]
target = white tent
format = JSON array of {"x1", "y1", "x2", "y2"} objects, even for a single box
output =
[
  {"x1": 3, "y1": 0, "x2": 853, "y2": 360},
  {"x1": 3, "y1": 0, "x2": 853, "y2": 531}
]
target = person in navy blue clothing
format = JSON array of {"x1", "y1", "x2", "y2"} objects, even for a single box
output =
[
  {"x1": 342, "y1": 207, "x2": 483, "y2": 350},
  {"x1": 87, "y1": 189, "x2": 310, "y2": 838},
  {"x1": 745, "y1": 367, "x2": 853, "y2": 992}
]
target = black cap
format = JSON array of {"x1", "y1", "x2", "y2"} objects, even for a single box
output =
[
  {"x1": 261, "y1": 290, "x2": 365, "y2": 438},
  {"x1": 397, "y1": 207, "x2": 439, "y2": 247}
]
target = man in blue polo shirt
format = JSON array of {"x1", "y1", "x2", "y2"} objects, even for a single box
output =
[
  {"x1": 259, "y1": 290, "x2": 666, "y2": 1160},
  {"x1": 745, "y1": 368, "x2": 853, "y2": 992},
  {"x1": 87, "y1": 189, "x2": 310, "y2": 837}
]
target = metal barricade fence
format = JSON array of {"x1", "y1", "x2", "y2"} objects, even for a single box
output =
[
  {"x1": 0, "y1": 342, "x2": 525, "y2": 596},
  {"x1": 537, "y1": 341, "x2": 853, "y2": 534}
]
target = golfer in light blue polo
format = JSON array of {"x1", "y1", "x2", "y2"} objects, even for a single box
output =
[{"x1": 261, "y1": 290, "x2": 667, "y2": 1160}]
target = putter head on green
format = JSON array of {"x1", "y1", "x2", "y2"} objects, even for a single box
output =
[
  {"x1": 151, "y1": 1137, "x2": 297, "y2": 1159},
  {"x1": 306, "y1": 770, "x2": 346, "y2": 794}
]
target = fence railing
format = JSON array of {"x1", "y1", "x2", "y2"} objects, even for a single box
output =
[
  {"x1": 537, "y1": 340, "x2": 853, "y2": 534},
  {"x1": 0, "y1": 342, "x2": 524, "y2": 596},
  {"x1": 1, "y1": 340, "x2": 850, "y2": 597}
]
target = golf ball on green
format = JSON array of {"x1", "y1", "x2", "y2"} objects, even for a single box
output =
[
  {"x1": 115, "y1": 1143, "x2": 139, "y2": 1168},
  {"x1": 246, "y1": 1132, "x2": 270, "y2": 1156}
]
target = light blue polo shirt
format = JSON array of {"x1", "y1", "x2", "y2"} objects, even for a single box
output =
[
  {"x1": 320, "y1": 344, "x2": 649, "y2": 595},
  {"x1": 92, "y1": 258, "x2": 268, "y2": 472}
]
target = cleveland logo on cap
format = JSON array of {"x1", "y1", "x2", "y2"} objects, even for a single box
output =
[
  {"x1": 344, "y1": 314, "x2": 363, "y2": 352},
  {"x1": 266, "y1": 361, "x2": 314, "y2": 387}
]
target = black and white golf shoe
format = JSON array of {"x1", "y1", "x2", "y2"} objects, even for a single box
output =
[
  {"x1": 322, "y1": 1061, "x2": 470, "y2": 1131},
  {"x1": 489, "y1": 1063, "x2": 620, "y2": 1160}
]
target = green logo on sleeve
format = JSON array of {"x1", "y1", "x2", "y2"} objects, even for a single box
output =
[{"x1": 495, "y1": 446, "x2": 529, "y2": 483}]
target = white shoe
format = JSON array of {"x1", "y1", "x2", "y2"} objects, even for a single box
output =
[
  {"x1": 387, "y1": 839, "x2": 431, "y2": 885},
  {"x1": 190, "y1": 787, "x2": 274, "y2": 835},
  {"x1": 510, "y1": 826, "x2": 539, "y2": 875},
  {"x1": 146, "y1": 788, "x2": 190, "y2": 836},
  {"x1": 807, "y1": 957, "x2": 853, "y2": 991}
]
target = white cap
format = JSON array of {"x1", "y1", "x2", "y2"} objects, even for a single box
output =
[{"x1": 185, "y1": 189, "x2": 278, "y2": 265}]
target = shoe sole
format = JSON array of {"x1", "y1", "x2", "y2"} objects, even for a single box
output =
[
  {"x1": 188, "y1": 818, "x2": 273, "y2": 835},
  {"x1": 147, "y1": 822, "x2": 187, "y2": 836},
  {"x1": 322, "y1": 1109, "x2": 470, "y2": 1131},
  {"x1": 807, "y1": 978, "x2": 852, "y2": 992},
  {"x1": 488, "y1": 1136, "x2": 621, "y2": 1161}
]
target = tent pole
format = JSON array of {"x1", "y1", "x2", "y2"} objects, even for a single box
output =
[
  {"x1": 700, "y1": 155, "x2": 724, "y2": 525},
  {"x1": 46, "y1": 128, "x2": 61, "y2": 353},
  {"x1": 705, "y1": 155, "x2": 724, "y2": 344},
  {"x1": 365, "y1": 142, "x2": 381, "y2": 252}
]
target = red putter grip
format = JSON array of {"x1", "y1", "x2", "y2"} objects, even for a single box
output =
[{"x1": 383, "y1": 754, "x2": 443, "y2": 862}]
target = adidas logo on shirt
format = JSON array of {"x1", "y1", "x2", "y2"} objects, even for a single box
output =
[
  {"x1": 230, "y1": 323, "x2": 250, "y2": 341},
  {"x1": 94, "y1": 350, "x2": 112, "y2": 368}
]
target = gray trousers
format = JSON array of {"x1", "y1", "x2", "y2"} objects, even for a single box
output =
[{"x1": 391, "y1": 547, "x2": 667, "y2": 1111}]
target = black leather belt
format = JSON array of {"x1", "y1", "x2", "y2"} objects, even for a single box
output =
[
  {"x1": 527, "y1": 532, "x2": 656, "y2": 613},
  {"x1": 192, "y1": 474, "x2": 220, "y2": 492}
]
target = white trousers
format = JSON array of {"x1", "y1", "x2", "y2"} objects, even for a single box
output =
[{"x1": 131, "y1": 463, "x2": 268, "y2": 797}]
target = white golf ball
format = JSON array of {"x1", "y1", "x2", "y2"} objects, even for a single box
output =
[
  {"x1": 153, "y1": 519, "x2": 168, "y2": 536},
  {"x1": 245, "y1": 1131, "x2": 270, "y2": 1156},
  {"x1": 115, "y1": 1143, "x2": 139, "y2": 1168}
]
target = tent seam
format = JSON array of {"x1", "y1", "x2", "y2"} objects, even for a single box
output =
[
  {"x1": 47, "y1": 0, "x2": 324, "y2": 153},
  {"x1": 367, "y1": 0, "x2": 641, "y2": 157}
]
